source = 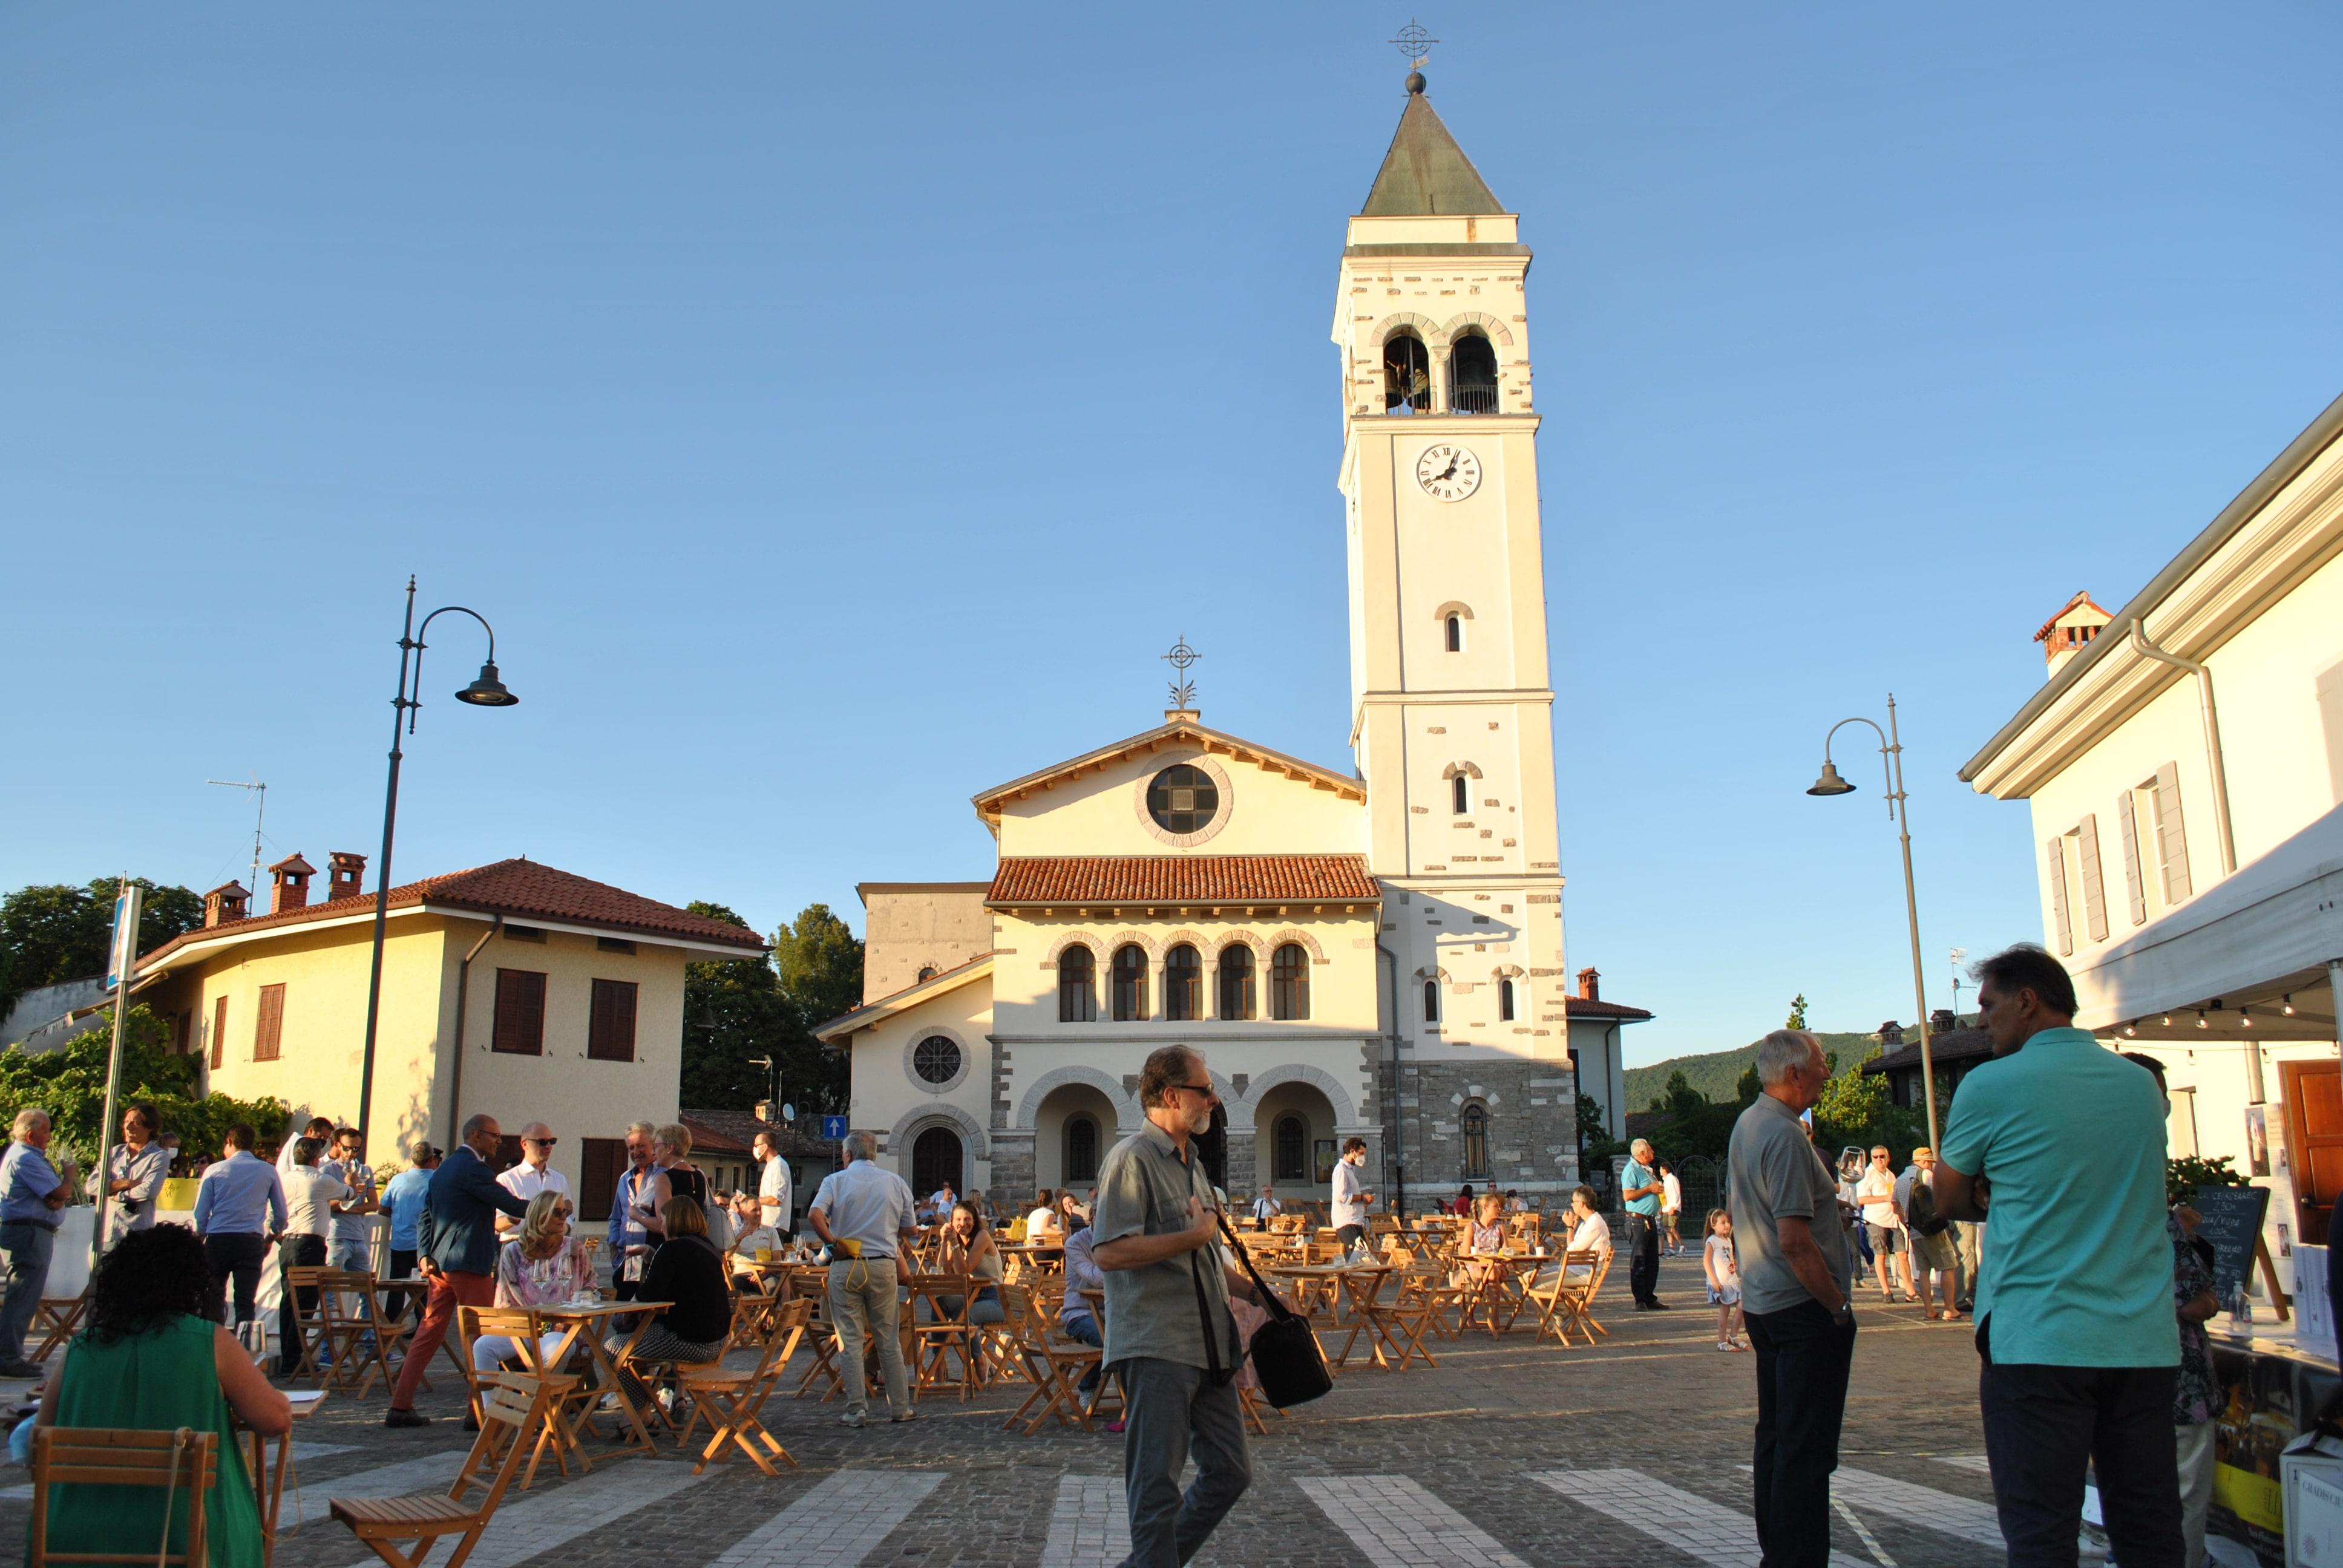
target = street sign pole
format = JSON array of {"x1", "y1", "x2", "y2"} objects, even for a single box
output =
[{"x1": 95, "y1": 881, "x2": 142, "y2": 1266}]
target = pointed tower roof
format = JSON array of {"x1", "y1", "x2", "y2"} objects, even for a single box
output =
[{"x1": 1360, "y1": 82, "x2": 1503, "y2": 217}]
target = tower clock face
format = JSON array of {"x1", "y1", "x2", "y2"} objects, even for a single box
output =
[{"x1": 1415, "y1": 443, "x2": 1482, "y2": 502}]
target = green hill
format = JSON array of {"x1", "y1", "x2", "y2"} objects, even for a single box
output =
[{"x1": 1621, "y1": 1032, "x2": 1888, "y2": 1115}]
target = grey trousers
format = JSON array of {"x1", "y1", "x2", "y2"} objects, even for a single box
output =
[
  {"x1": 827, "y1": 1257, "x2": 911, "y2": 1418},
  {"x1": 0, "y1": 1221, "x2": 56, "y2": 1364},
  {"x1": 1118, "y1": 1356, "x2": 1251, "y2": 1568}
]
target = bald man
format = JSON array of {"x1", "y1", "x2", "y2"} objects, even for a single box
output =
[{"x1": 493, "y1": 1122, "x2": 569, "y2": 1232}]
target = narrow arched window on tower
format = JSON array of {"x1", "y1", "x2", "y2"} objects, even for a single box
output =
[
  {"x1": 1446, "y1": 615, "x2": 1463, "y2": 653},
  {"x1": 1424, "y1": 979, "x2": 1441, "y2": 1023},
  {"x1": 1383, "y1": 331, "x2": 1430, "y2": 414},
  {"x1": 1498, "y1": 978, "x2": 1515, "y2": 1022},
  {"x1": 1450, "y1": 332, "x2": 1499, "y2": 414},
  {"x1": 1452, "y1": 774, "x2": 1469, "y2": 815}
]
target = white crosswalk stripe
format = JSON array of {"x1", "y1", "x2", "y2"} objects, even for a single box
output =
[
  {"x1": 1932, "y1": 1454, "x2": 1994, "y2": 1474},
  {"x1": 1532, "y1": 1468, "x2": 1872, "y2": 1568},
  {"x1": 1041, "y1": 1474, "x2": 1131, "y2": 1567},
  {"x1": 0, "y1": 1443, "x2": 358, "y2": 1505},
  {"x1": 710, "y1": 1467, "x2": 945, "y2": 1567},
  {"x1": 332, "y1": 1453, "x2": 708, "y2": 1568},
  {"x1": 1297, "y1": 1474, "x2": 1532, "y2": 1568},
  {"x1": 1835, "y1": 1467, "x2": 2005, "y2": 1550}
]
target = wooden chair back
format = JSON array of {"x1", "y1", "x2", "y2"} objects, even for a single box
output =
[{"x1": 28, "y1": 1428, "x2": 217, "y2": 1568}]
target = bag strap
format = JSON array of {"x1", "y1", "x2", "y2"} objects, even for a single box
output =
[
  {"x1": 1187, "y1": 1249, "x2": 1231, "y2": 1383},
  {"x1": 1215, "y1": 1213, "x2": 1299, "y2": 1325}
]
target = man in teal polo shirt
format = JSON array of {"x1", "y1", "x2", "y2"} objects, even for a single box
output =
[
  {"x1": 1622, "y1": 1138, "x2": 1666, "y2": 1309},
  {"x1": 1937, "y1": 944, "x2": 2179, "y2": 1567}
]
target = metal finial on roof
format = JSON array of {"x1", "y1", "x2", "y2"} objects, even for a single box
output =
[
  {"x1": 1391, "y1": 18, "x2": 1436, "y2": 88},
  {"x1": 1161, "y1": 635, "x2": 1201, "y2": 711}
]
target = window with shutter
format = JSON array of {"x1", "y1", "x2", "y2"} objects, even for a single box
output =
[
  {"x1": 588, "y1": 978, "x2": 638, "y2": 1062},
  {"x1": 2117, "y1": 789, "x2": 2148, "y2": 926},
  {"x1": 578, "y1": 1137, "x2": 623, "y2": 1222},
  {"x1": 210, "y1": 995, "x2": 228, "y2": 1071},
  {"x1": 254, "y1": 983, "x2": 285, "y2": 1061},
  {"x1": 2076, "y1": 814, "x2": 2109, "y2": 942},
  {"x1": 2154, "y1": 762, "x2": 2193, "y2": 904},
  {"x1": 175, "y1": 1009, "x2": 192, "y2": 1056},
  {"x1": 2045, "y1": 837, "x2": 2073, "y2": 956},
  {"x1": 493, "y1": 970, "x2": 546, "y2": 1055}
]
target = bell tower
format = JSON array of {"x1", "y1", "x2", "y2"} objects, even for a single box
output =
[{"x1": 1337, "y1": 67, "x2": 1572, "y2": 1184}]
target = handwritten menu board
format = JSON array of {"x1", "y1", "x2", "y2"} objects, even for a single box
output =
[{"x1": 2192, "y1": 1183, "x2": 2272, "y2": 1303}]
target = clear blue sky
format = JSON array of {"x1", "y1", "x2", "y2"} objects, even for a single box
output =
[{"x1": 5, "y1": 5, "x2": 2339, "y2": 1070}]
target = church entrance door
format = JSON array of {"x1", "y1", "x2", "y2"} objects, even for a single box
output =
[{"x1": 911, "y1": 1126, "x2": 963, "y2": 1199}]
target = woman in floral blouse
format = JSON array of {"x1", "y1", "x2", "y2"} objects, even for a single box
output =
[{"x1": 472, "y1": 1191, "x2": 597, "y2": 1374}]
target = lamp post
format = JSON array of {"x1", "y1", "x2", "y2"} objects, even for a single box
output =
[
  {"x1": 1806, "y1": 693, "x2": 1940, "y2": 1153},
  {"x1": 358, "y1": 577, "x2": 518, "y2": 1152}
]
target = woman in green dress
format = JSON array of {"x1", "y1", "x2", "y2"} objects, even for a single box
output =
[{"x1": 32, "y1": 1223, "x2": 289, "y2": 1568}]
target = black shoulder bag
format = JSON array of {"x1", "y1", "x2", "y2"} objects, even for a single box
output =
[{"x1": 1214, "y1": 1214, "x2": 1332, "y2": 1408}]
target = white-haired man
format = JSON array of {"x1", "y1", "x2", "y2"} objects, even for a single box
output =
[
  {"x1": 1620, "y1": 1137, "x2": 1667, "y2": 1310},
  {"x1": 807, "y1": 1130, "x2": 920, "y2": 1428},
  {"x1": 1728, "y1": 1029, "x2": 1857, "y2": 1568},
  {"x1": 0, "y1": 1109, "x2": 73, "y2": 1377}
]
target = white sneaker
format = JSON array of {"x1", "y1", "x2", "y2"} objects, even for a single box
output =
[{"x1": 838, "y1": 1410, "x2": 865, "y2": 1428}]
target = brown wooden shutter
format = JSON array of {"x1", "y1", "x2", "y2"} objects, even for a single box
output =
[
  {"x1": 2154, "y1": 762, "x2": 2193, "y2": 904},
  {"x1": 211, "y1": 995, "x2": 228, "y2": 1071},
  {"x1": 493, "y1": 970, "x2": 546, "y2": 1055},
  {"x1": 578, "y1": 1138, "x2": 623, "y2": 1222},
  {"x1": 175, "y1": 1009, "x2": 192, "y2": 1056},
  {"x1": 2117, "y1": 789, "x2": 2148, "y2": 926},
  {"x1": 2045, "y1": 837, "x2": 2073, "y2": 956},
  {"x1": 2076, "y1": 815, "x2": 2108, "y2": 942},
  {"x1": 588, "y1": 979, "x2": 638, "y2": 1062},
  {"x1": 254, "y1": 984, "x2": 286, "y2": 1061},
  {"x1": 493, "y1": 1134, "x2": 523, "y2": 1175}
]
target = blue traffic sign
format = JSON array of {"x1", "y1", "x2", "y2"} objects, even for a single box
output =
[{"x1": 821, "y1": 1116, "x2": 850, "y2": 1140}]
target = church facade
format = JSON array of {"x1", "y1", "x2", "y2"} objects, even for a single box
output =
[{"x1": 814, "y1": 77, "x2": 1648, "y2": 1207}]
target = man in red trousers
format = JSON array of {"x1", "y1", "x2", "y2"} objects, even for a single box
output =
[{"x1": 385, "y1": 1112, "x2": 527, "y2": 1427}]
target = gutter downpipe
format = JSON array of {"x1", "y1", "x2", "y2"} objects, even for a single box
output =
[
  {"x1": 445, "y1": 916, "x2": 503, "y2": 1148},
  {"x1": 2128, "y1": 618, "x2": 2239, "y2": 875},
  {"x1": 1377, "y1": 938, "x2": 1404, "y2": 1221}
]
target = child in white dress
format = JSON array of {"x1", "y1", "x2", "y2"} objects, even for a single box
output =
[{"x1": 1703, "y1": 1208, "x2": 1743, "y2": 1350}]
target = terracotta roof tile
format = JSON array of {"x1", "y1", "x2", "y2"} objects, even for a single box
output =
[
  {"x1": 1564, "y1": 997, "x2": 1654, "y2": 1022},
  {"x1": 141, "y1": 857, "x2": 765, "y2": 965},
  {"x1": 987, "y1": 855, "x2": 1379, "y2": 905}
]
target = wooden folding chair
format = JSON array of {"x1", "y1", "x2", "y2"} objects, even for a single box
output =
[
  {"x1": 28, "y1": 1427, "x2": 217, "y2": 1568},
  {"x1": 1355, "y1": 1265, "x2": 1438, "y2": 1370},
  {"x1": 791, "y1": 1286, "x2": 845, "y2": 1404},
  {"x1": 998, "y1": 1284, "x2": 1101, "y2": 1435},
  {"x1": 902, "y1": 1272, "x2": 980, "y2": 1402},
  {"x1": 279, "y1": 1266, "x2": 335, "y2": 1382},
  {"x1": 1517, "y1": 1258, "x2": 1578, "y2": 1346},
  {"x1": 459, "y1": 1308, "x2": 588, "y2": 1489},
  {"x1": 29, "y1": 1295, "x2": 88, "y2": 1364},
  {"x1": 311, "y1": 1269, "x2": 399, "y2": 1397},
  {"x1": 678, "y1": 1299, "x2": 807, "y2": 1475},
  {"x1": 330, "y1": 1376, "x2": 548, "y2": 1568},
  {"x1": 1555, "y1": 1249, "x2": 1614, "y2": 1342}
]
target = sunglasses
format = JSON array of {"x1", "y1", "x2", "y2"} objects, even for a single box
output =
[
  {"x1": 524, "y1": 1137, "x2": 558, "y2": 1147},
  {"x1": 1167, "y1": 1081, "x2": 1219, "y2": 1100}
]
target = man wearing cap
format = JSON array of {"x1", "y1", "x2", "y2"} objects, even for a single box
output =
[
  {"x1": 494, "y1": 1123, "x2": 569, "y2": 1232},
  {"x1": 378, "y1": 1143, "x2": 439, "y2": 1324},
  {"x1": 1896, "y1": 1148, "x2": 1962, "y2": 1322}
]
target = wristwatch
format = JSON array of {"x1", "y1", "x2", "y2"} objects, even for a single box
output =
[{"x1": 1832, "y1": 1301, "x2": 1854, "y2": 1325}]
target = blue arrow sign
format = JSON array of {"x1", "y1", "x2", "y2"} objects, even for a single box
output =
[{"x1": 821, "y1": 1116, "x2": 849, "y2": 1141}]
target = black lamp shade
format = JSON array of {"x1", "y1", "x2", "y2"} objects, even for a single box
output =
[
  {"x1": 456, "y1": 660, "x2": 517, "y2": 707},
  {"x1": 1806, "y1": 760, "x2": 1855, "y2": 797}
]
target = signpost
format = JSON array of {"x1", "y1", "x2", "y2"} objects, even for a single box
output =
[
  {"x1": 94, "y1": 881, "x2": 142, "y2": 1264},
  {"x1": 821, "y1": 1115, "x2": 848, "y2": 1140}
]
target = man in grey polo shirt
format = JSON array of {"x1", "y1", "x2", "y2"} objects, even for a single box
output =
[
  {"x1": 1728, "y1": 1029, "x2": 1857, "y2": 1568},
  {"x1": 807, "y1": 1130, "x2": 920, "y2": 1429},
  {"x1": 1094, "y1": 1045, "x2": 1283, "y2": 1568}
]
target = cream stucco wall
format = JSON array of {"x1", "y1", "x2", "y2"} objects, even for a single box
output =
[
  {"x1": 859, "y1": 884, "x2": 992, "y2": 1002},
  {"x1": 847, "y1": 974, "x2": 997, "y2": 1194},
  {"x1": 991, "y1": 744, "x2": 1367, "y2": 861}
]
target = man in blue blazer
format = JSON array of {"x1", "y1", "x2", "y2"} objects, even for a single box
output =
[{"x1": 385, "y1": 1112, "x2": 527, "y2": 1426}]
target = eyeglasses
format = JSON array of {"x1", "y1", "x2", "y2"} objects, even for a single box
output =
[
  {"x1": 1167, "y1": 1081, "x2": 1219, "y2": 1101},
  {"x1": 524, "y1": 1137, "x2": 557, "y2": 1147}
]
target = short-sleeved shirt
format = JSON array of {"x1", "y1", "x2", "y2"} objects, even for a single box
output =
[
  {"x1": 281, "y1": 1167, "x2": 353, "y2": 1238},
  {"x1": 1662, "y1": 1173, "x2": 1682, "y2": 1214},
  {"x1": 761, "y1": 1156, "x2": 793, "y2": 1221},
  {"x1": 1092, "y1": 1121, "x2": 1240, "y2": 1371},
  {"x1": 0, "y1": 1141, "x2": 63, "y2": 1227},
  {"x1": 807, "y1": 1159, "x2": 915, "y2": 1259},
  {"x1": 321, "y1": 1158, "x2": 375, "y2": 1247},
  {"x1": 1856, "y1": 1167, "x2": 1899, "y2": 1227},
  {"x1": 382, "y1": 1166, "x2": 433, "y2": 1251},
  {"x1": 496, "y1": 1162, "x2": 569, "y2": 1212},
  {"x1": 1331, "y1": 1159, "x2": 1371, "y2": 1229},
  {"x1": 1939, "y1": 1027, "x2": 2177, "y2": 1368},
  {"x1": 1727, "y1": 1091, "x2": 1853, "y2": 1316},
  {"x1": 1622, "y1": 1159, "x2": 1660, "y2": 1217}
]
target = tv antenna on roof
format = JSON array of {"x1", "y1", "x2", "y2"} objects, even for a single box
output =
[{"x1": 207, "y1": 776, "x2": 268, "y2": 901}]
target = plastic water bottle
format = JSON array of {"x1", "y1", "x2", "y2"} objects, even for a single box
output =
[{"x1": 2230, "y1": 1283, "x2": 2253, "y2": 1330}]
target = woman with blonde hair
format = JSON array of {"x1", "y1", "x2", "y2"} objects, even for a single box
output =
[
  {"x1": 473, "y1": 1191, "x2": 595, "y2": 1374},
  {"x1": 635, "y1": 1123, "x2": 709, "y2": 1250}
]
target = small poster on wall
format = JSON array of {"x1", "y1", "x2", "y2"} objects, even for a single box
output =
[
  {"x1": 2246, "y1": 1106, "x2": 2272, "y2": 1177},
  {"x1": 1313, "y1": 1139, "x2": 1337, "y2": 1184}
]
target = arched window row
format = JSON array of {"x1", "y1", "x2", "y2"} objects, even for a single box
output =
[{"x1": 1055, "y1": 941, "x2": 1312, "y2": 1022}]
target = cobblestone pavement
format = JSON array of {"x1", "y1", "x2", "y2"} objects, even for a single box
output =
[{"x1": 1, "y1": 1255, "x2": 2008, "y2": 1567}]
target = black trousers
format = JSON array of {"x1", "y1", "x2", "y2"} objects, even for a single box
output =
[
  {"x1": 383, "y1": 1248, "x2": 419, "y2": 1322},
  {"x1": 203, "y1": 1233, "x2": 269, "y2": 1325},
  {"x1": 1627, "y1": 1214, "x2": 1660, "y2": 1304},
  {"x1": 1978, "y1": 1320, "x2": 2181, "y2": 1567},
  {"x1": 278, "y1": 1234, "x2": 326, "y2": 1374},
  {"x1": 1744, "y1": 1299, "x2": 1856, "y2": 1568}
]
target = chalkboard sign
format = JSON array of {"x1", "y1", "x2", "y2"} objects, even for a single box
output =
[{"x1": 2191, "y1": 1183, "x2": 2272, "y2": 1302}]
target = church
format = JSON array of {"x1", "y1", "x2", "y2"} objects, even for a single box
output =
[{"x1": 814, "y1": 71, "x2": 1651, "y2": 1209}]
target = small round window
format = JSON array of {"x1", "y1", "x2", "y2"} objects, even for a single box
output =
[
  {"x1": 913, "y1": 1036, "x2": 961, "y2": 1085},
  {"x1": 1146, "y1": 764, "x2": 1220, "y2": 834}
]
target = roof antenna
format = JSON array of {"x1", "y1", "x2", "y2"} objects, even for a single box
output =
[
  {"x1": 207, "y1": 775, "x2": 268, "y2": 901},
  {"x1": 1390, "y1": 18, "x2": 1436, "y2": 93}
]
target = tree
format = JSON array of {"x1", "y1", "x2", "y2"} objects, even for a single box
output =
[
  {"x1": 0, "y1": 1004, "x2": 286, "y2": 1169},
  {"x1": 1734, "y1": 1062, "x2": 1762, "y2": 1105},
  {"x1": 771, "y1": 904, "x2": 862, "y2": 1115},
  {"x1": 1785, "y1": 993, "x2": 1809, "y2": 1030},
  {"x1": 1576, "y1": 1092, "x2": 1624, "y2": 1160},
  {"x1": 1, "y1": 878, "x2": 205, "y2": 1020},
  {"x1": 678, "y1": 901, "x2": 798, "y2": 1111},
  {"x1": 1809, "y1": 1044, "x2": 1926, "y2": 1162}
]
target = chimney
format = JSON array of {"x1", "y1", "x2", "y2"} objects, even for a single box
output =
[
  {"x1": 1879, "y1": 1020, "x2": 1905, "y2": 1047},
  {"x1": 1576, "y1": 967, "x2": 1600, "y2": 1001},
  {"x1": 1930, "y1": 1007, "x2": 1956, "y2": 1034},
  {"x1": 327, "y1": 851, "x2": 367, "y2": 901},
  {"x1": 203, "y1": 882, "x2": 249, "y2": 927},
  {"x1": 2034, "y1": 590, "x2": 2114, "y2": 681},
  {"x1": 267, "y1": 853, "x2": 316, "y2": 916}
]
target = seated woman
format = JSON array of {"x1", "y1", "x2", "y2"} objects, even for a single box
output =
[
  {"x1": 1054, "y1": 1191, "x2": 1086, "y2": 1232},
  {"x1": 604, "y1": 1195, "x2": 730, "y2": 1413},
  {"x1": 936, "y1": 1200, "x2": 1005, "y2": 1325},
  {"x1": 33, "y1": 1224, "x2": 287, "y2": 1568},
  {"x1": 1024, "y1": 1190, "x2": 1061, "y2": 1240},
  {"x1": 473, "y1": 1192, "x2": 595, "y2": 1375},
  {"x1": 1457, "y1": 1193, "x2": 1511, "y2": 1292}
]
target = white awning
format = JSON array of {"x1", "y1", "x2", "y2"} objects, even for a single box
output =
[{"x1": 2072, "y1": 802, "x2": 2343, "y2": 1031}]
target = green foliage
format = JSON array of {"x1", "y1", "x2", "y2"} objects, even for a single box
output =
[
  {"x1": 1808, "y1": 1043, "x2": 1928, "y2": 1165},
  {"x1": 2169, "y1": 1154, "x2": 2252, "y2": 1209},
  {"x1": 1734, "y1": 1062, "x2": 1762, "y2": 1105},
  {"x1": 0, "y1": 878, "x2": 204, "y2": 1019},
  {"x1": 1577, "y1": 1093, "x2": 1624, "y2": 1160},
  {"x1": 0, "y1": 1005, "x2": 286, "y2": 1171},
  {"x1": 1648, "y1": 1069, "x2": 1708, "y2": 1119},
  {"x1": 677, "y1": 901, "x2": 861, "y2": 1117},
  {"x1": 1786, "y1": 993, "x2": 1809, "y2": 1030}
]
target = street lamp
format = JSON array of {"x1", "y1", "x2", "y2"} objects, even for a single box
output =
[
  {"x1": 358, "y1": 577, "x2": 518, "y2": 1150},
  {"x1": 1806, "y1": 693, "x2": 1940, "y2": 1152}
]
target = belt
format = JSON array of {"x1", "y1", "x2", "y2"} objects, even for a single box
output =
[
  {"x1": 829, "y1": 1253, "x2": 894, "y2": 1263},
  {"x1": 0, "y1": 1218, "x2": 60, "y2": 1233}
]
